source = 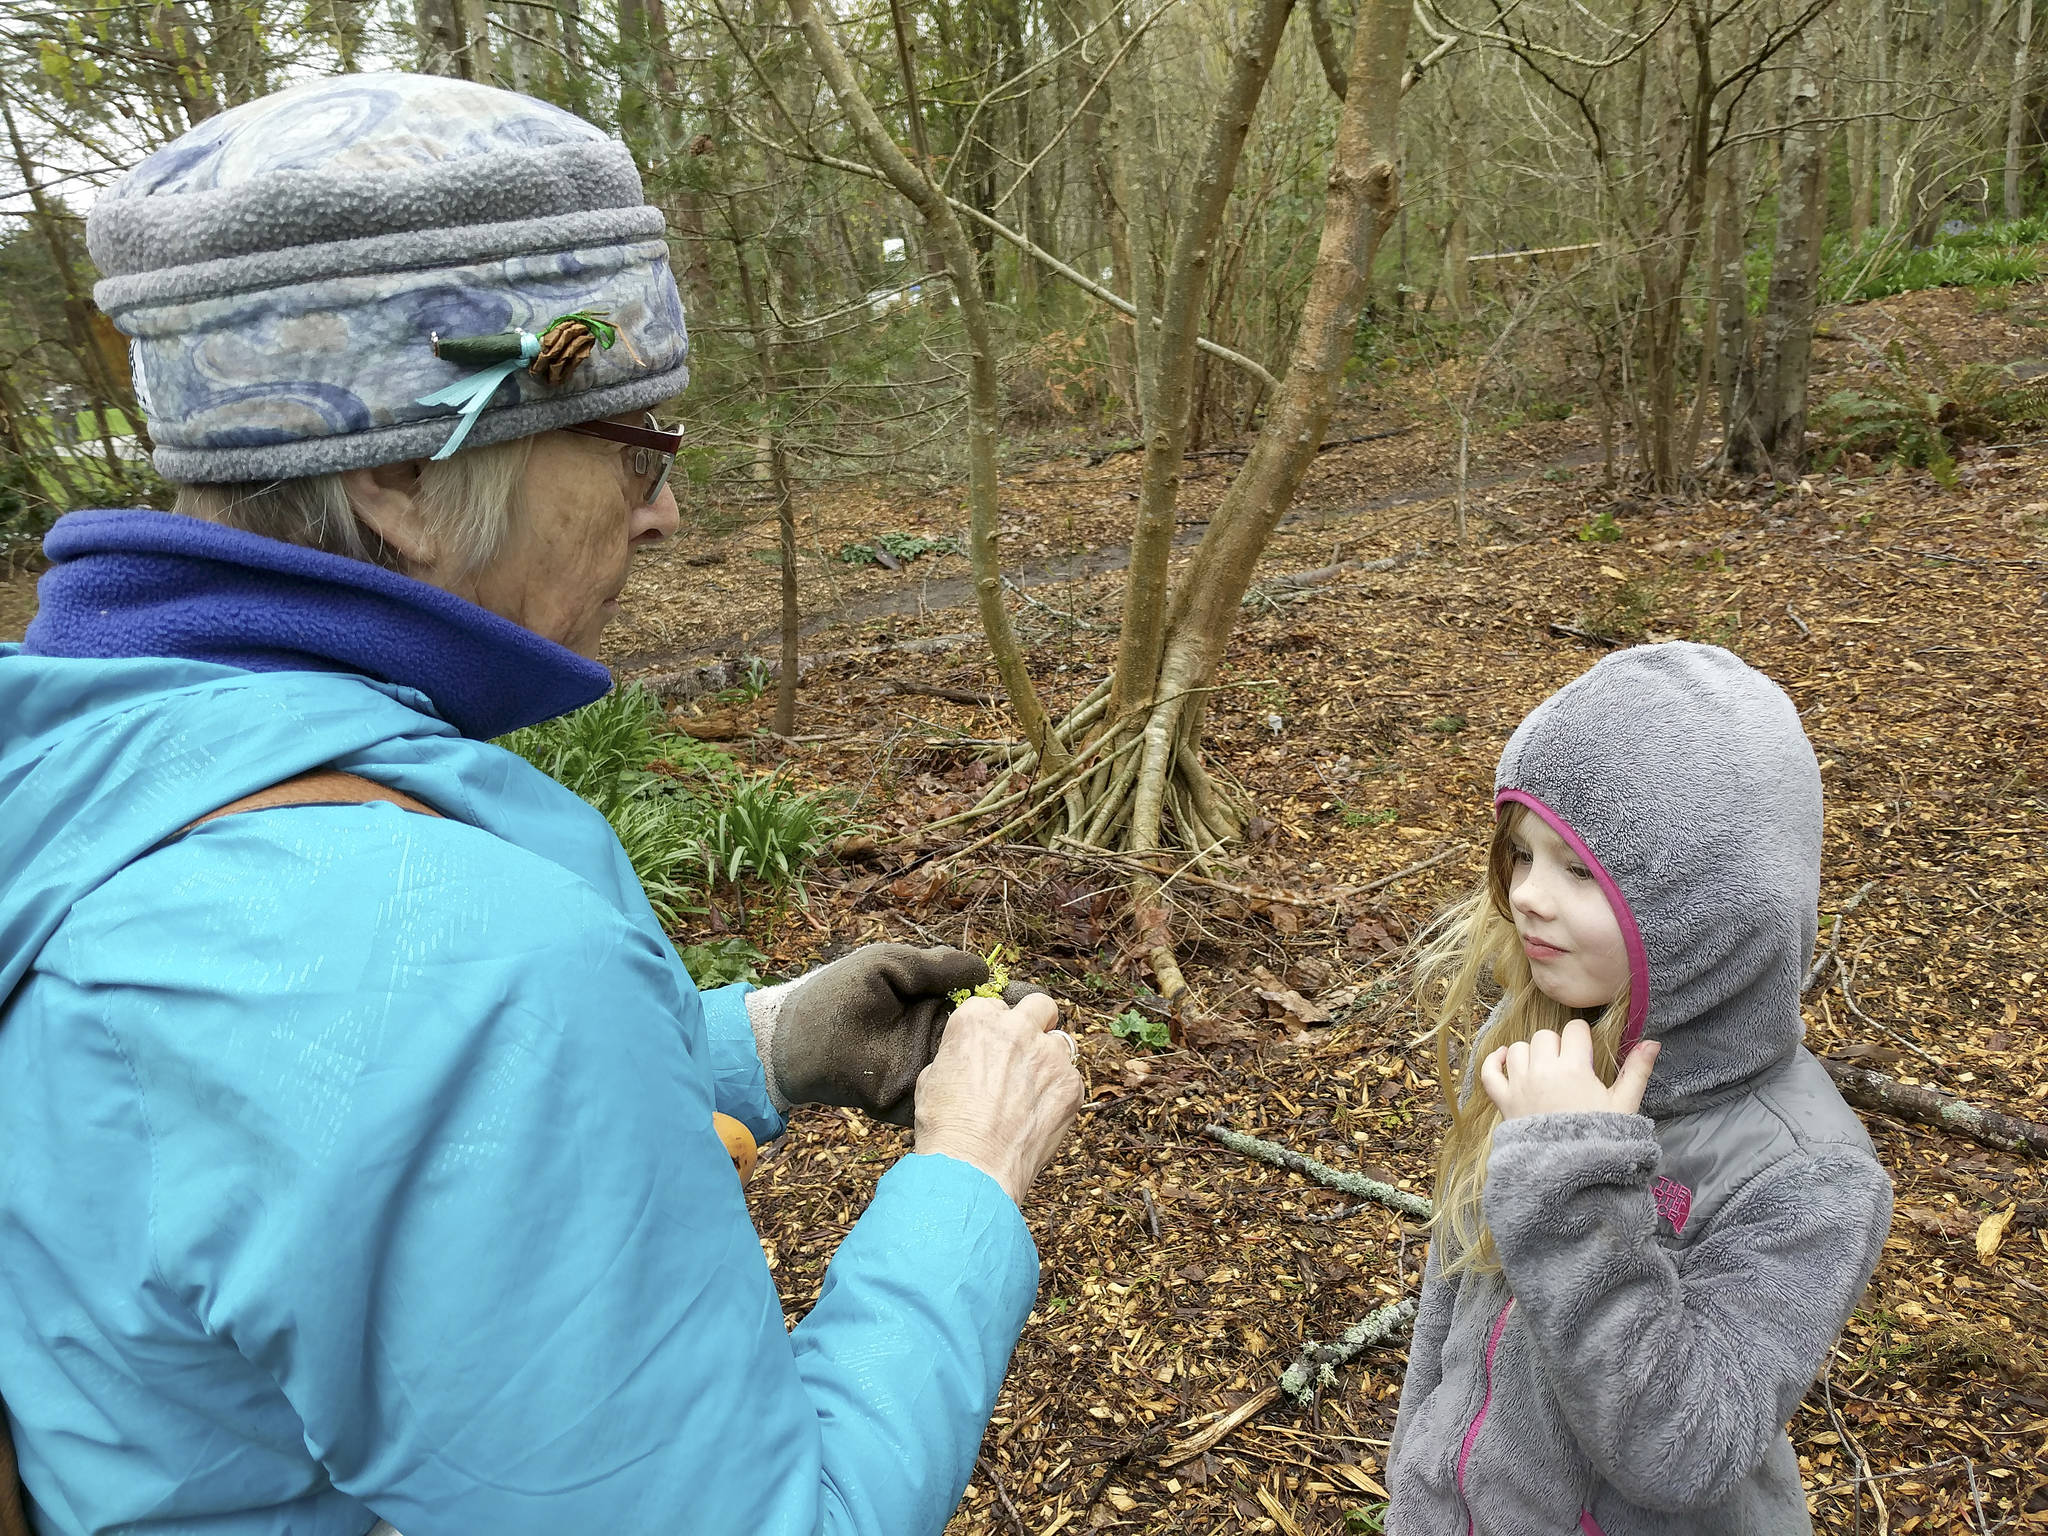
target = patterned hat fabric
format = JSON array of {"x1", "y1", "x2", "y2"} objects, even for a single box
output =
[{"x1": 87, "y1": 72, "x2": 689, "y2": 484}]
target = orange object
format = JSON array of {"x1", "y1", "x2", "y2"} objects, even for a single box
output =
[{"x1": 713, "y1": 1113, "x2": 758, "y2": 1182}]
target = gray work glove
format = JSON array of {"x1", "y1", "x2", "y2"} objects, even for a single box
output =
[{"x1": 745, "y1": 944, "x2": 1037, "y2": 1125}]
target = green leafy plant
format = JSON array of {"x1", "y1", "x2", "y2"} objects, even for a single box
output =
[
  {"x1": 1426, "y1": 713, "x2": 1468, "y2": 735},
  {"x1": 498, "y1": 687, "x2": 843, "y2": 930},
  {"x1": 1110, "y1": 1008, "x2": 1172, "y2": 1051},
  {"x1": 1578, "y1": 577, "x2": 1663, "y2": 642},
  {"x1": 1343, "y1": 1505, "x2": 1388, "y2": 1534},
  {"x1": 837, "y1": 531, "x2": 960, "y2": 567},
  {"x1": 1339, "y1": 806, "x2": 1398, "y2": 829},
  {"x1": 694, "y1": 772, "x2": 847, "y2": 896},
  {"x1": 675, "y1": 936, "x2": 771, "y2": 988},
  {"x1": 1578, "y1": 509, "x2": 1624, "y2": 543},
  {"x1": 1811, "y1": 325, "x2": 2048, "y2": 481}
]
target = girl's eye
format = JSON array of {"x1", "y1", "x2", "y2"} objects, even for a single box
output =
[
  {"x1": 1568, "y1": 864, "x2": 1593, "y2": 881},
  {"x1": 1508, "y1": 846, "x2": 1532, "y2": 865}
]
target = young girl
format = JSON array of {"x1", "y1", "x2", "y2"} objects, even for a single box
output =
[{"x1": 1385, "y1": 641, "x2": 1894, "y2": 1536}]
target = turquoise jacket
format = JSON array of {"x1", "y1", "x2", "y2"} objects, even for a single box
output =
[{"x1": 0, "y1": 644, "x2": 1039, "y2": 1534}]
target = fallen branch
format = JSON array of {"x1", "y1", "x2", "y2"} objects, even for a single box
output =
[
  {"x1": 1823, "y1": 1061, "x2": 2048, "y2": 1156},
  {"x1": 1802, "y1": 880, "x2": 1879, "y2": 996},
  {"x1": 1202, "y1": 1125, "x2": 1435, "y2": 1219},
  {"x1": 975, "y1": 1455, "x2": 1028, "y2": 1536},
  {"x1": 1546, "y1": 621, "x2": 1622, "y2": 648},
  {"x1": 1279, "y1": 1297, "x2": 1418, "y2": 1405},
  {"x1": 1157, "y1": 1384, "x2": 1281, "y2": 1469}
]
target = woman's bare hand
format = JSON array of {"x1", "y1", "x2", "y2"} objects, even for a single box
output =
[{"x1": 912, "y1": 993, "x2": 1084, "y2": 1205}]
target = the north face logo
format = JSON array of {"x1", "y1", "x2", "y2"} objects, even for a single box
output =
[{"x1": 1652, "y1": 1176, "x2": 1693, "y2": 1234}]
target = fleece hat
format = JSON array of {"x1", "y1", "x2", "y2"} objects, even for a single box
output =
[
  {"x1": 1494, "y1": 642, "x2": 1824, "y2": 1114},
  {"x1": 86, "y1": 72, "x2": 689, "y2": 484}
]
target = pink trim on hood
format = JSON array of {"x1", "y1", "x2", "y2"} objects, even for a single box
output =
[{"x1": 1494, "y1": 788, "x2": 1651, "y2": 1052}]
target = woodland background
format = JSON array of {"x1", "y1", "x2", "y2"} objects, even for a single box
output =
[{"x1": 3, "y1": 0, "x2": 2047, "y2": 1531}]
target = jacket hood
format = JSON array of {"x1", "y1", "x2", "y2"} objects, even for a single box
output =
[{"x1": 1495, "y1": 642, "x2": 1822, "y2": 1114}]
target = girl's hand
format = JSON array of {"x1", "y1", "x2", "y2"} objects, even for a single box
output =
[{"x1": 1480, "y1": 1020, "x2": 1660, "y2": 1121}]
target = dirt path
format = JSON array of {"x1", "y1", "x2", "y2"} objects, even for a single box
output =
[{"x1": 607, "y1": 441, "x2": 1609, "y2": 673}]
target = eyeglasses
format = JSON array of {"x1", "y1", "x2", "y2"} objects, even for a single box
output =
[{"x1": 563, "y1": 413, "x2": 683, "y2": 506}]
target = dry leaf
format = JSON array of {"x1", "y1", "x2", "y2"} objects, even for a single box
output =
[{"x1": 1977, "y1": 1203, "x2": 2017, "y2": 1261}]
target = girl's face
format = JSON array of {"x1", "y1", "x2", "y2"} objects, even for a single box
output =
[{"x1": 1504, "y1": 814, "x2": 1630, "y2": 1010}]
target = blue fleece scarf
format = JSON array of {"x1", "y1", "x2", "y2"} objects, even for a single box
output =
[{"x1": 23, "y1": 509, "x2": 611, "y2": 739}]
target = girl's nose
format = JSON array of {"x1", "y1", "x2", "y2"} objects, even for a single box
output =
[{"x1": 1510, "y1": 870, "x2": 1555, "y2": 922}]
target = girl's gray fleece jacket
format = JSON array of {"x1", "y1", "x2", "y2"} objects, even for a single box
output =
[{"x1": 1386, "y1": 643, "x2": 1895, "y2": 1536}]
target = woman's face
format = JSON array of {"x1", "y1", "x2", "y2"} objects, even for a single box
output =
[
  {"x1": 1504, "y1": 812, "x2": 1631, "y2": 1010},
  {"x1": 457, "y1": 418, "x2": 679, "y2": 658}
]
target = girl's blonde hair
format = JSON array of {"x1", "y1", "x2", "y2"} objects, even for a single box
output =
[
  {"x1": 1414, "y1": 802, "x2": 1633, "y2": 1277},
  {"x1": 173, "y1": 435, "x2": 533, "y2": 580}
]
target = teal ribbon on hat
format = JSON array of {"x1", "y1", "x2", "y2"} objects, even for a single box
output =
[{"x1": 416, "y1": 330, "x2": 542, "y2": 460}]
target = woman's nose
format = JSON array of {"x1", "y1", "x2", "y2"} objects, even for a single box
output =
[{"x1": 633, "y1": 484, "x2": 680, "y2": 546}]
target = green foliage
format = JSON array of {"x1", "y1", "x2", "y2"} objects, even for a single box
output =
[
  {"x1": 496, "y1": 683, "x2": 674, "y2": 814},
  {"x1": 1343, "y1": 1507, "x2": 1388, "y2": 1535},
  {"x1": 1810, "y1": 327, "x2": 2048, "y2": 480},
  {"x1": 496, "y1": 685, "x2": 844, "y2": 931},
  {"x1": 1111, "y1": 1008, "x2": 1172, "y2": 1051},
  {"x1": 837, "y1": 531, "x2": 960, "y2": 567},
  {"x1": 1425, "y1": 714, "x2": 1468, "y2": 735},
  {"x1": 693, "y1": 771, "x2": 847, "y2": 895},
  {"x1": 1823, "y1": 220, "x2": 2048, "y2": 303},
  {"x1": 1578, "y1": 509, "x2": 1624, "y2": 543},
  {"x1": 1339, "y1": 806, "x2": 1398, "y2": 828},
  {"x1": 674, "y1": 936, "x2": 771, "y2": 989},
  {"x1": 0, "y1": 455, "x2": 52, "y2": 558}
]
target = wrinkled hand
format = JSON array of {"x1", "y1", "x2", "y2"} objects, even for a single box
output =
[
  {"x1": 1479, "y1": 1020, "x2": 1660, "y2": 1121},
  {"x1": 765, "y1": 944, "x2": 1040, "y2": 1125},
  {"x1": 914, "y1": 993, "x2": 1085, "y2": 1205}
]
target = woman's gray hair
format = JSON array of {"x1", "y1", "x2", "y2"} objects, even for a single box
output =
[{"x1": 173, "y1": 436, "x2": 533, "y2": 578}]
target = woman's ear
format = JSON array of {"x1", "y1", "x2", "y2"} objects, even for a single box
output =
[{"x1": 341, "y1": 460, "x2": 435, "y2": 569}]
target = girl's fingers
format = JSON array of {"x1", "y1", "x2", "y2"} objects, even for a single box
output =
[
  {"x1": 1479, "y1": 1046, "x2": 1512, "y2": 1109},
  {"x1": 1505, "y1": 1039, "x2": 1530, "y2": 1078},
  {"x1": 1611, "y1": 1040, "x2": 1662, "y2": 1113},
  {"x1": 1560, "y1": 1018, "x2": 1594, "y2": 1063}
]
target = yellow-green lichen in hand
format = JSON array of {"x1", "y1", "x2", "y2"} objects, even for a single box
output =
[{"x1": 949, "y1": 945, "x2": 1014, "y2": 1005}]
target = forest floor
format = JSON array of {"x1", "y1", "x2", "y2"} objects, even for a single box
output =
[{"x1": 4, "y1": 282, "x2": 2045, "y2": 1532}]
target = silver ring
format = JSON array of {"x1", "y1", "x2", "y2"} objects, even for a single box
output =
[{"x1": 1047, "y1": 1028, "x2": 1079, "y2": 1065}]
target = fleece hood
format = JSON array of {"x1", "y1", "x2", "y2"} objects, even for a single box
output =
[{"x1": 1495, "y1": 642, "x2": 1822, "y2": 1114}]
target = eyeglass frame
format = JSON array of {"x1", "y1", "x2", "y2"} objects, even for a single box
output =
[{"x1": 561, "y1": 414, "x2": 683, "y2": 506}]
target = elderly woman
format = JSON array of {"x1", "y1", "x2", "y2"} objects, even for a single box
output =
[{"x1": 0, "y1": 73, "x2": 1082, "y2": 1536}]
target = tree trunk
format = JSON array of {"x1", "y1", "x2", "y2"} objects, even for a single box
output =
[
  {"x1": 734, "y1": 248, "x2": 800, "y2": 737},
  {"x1": 1711, "y1": 142, "x2": 1757, "y2": 472},
  {"x1": 1110, "y1": 0, "x2": 1295, "y2": 728},
  {"x1": 1751, "y1": 45, "x2": 1828, "y2": 475},
  {"x1": 2, "y1": 101, "x2": 137, "y2": 494},
  {"x1": 1049, "y1": 0, "x2": 1410, "y2": 1000},
  {"x1": 416, "y1": 0, "x2": 469, "y2": 76},
  {"x1": 1443, "y1": 101, "x2": 1473, "y2": 320},
  {"x1": 148, "y1": 2, "x2": 222, "y2": 125},
  {"x1": 789, "y1": 0, "x2": 1064, "y2": 767},
  {"x1": 2009, "y1": 0, "x2": 2035, "y2": 217}
]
